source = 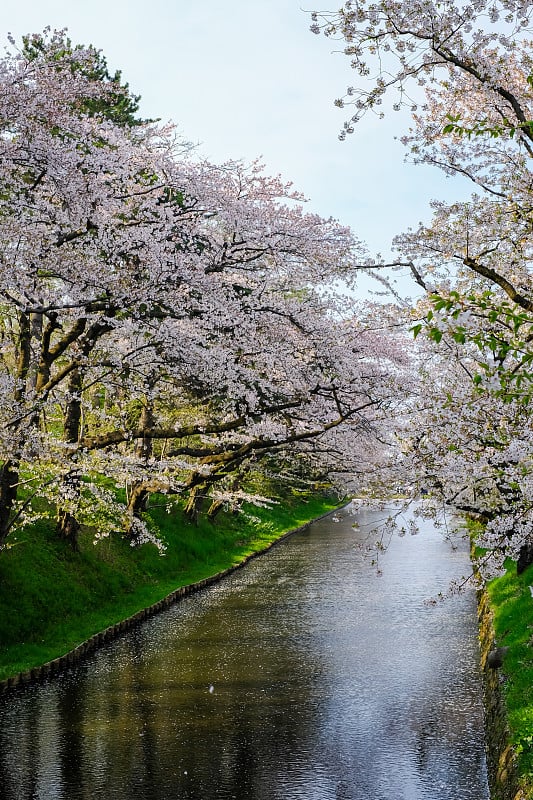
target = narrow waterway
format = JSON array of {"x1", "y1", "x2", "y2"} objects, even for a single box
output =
[{"x1": 0, "y1": 505, "x2": 489, "y2": 800}]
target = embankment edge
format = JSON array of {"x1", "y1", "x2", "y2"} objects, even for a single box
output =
[{"x1": 0, "y1": 506, "x2": 338, "y2": 695}]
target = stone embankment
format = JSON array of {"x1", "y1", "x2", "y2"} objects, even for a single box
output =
[{"x1": 478, "y1": 588, "x2": 529, "y2": 800}]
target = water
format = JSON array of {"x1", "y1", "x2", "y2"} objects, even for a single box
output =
[{"x1": 0, "y1": 505, "x2": 489, "y2": 799}]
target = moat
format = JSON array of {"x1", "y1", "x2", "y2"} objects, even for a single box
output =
[{"x1": 0, "y1": 505, "x2": 489, "y2": 799}]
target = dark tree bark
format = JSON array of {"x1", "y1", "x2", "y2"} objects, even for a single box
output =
[
  {"x1": 184, "y1": 484, "x2": 206, "y2": 524},
  {"x1": 0, "y1": 460, "x2": 20, "y2": 547},
  {"x1": 56, "y1": 369, "x2": 83, "y2": 549},
  {"x1": 0, "y1": 313, "x2": 32, "y2": 546},
  {"x1": 55, "y1": 507, "x2": 81, "y2": 551},
  {"x1": 517, "y1": 540, "x2": 533, "y2": 575},
  {"x1": 134, "y1": 402, "x2": 154, "y2": 460},
  {"x1": 63, "y1": 367, "x2": 83, "y2": 444},
  {"x1": 127, "y1": 482, "x2": 150, "y2": 517}
]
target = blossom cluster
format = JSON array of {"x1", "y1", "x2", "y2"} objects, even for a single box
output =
[
  {"x1": 311, "y1": 0, "x2": 533, "y2": 576},
  {"x1": 0, "y1": 29, "x2": 409, "y2": 551}
]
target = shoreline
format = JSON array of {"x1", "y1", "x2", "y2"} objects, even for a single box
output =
[{"x1": 0, "y1": 506, "x2": 339, "y2": 695}]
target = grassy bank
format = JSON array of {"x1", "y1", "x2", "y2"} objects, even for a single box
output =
[
  {"x1": 0, "y1": 493, "x2": 339, "y2": 682},
  {"x1": 485, "y1": 559, "x2": 533, "y2": 794}
]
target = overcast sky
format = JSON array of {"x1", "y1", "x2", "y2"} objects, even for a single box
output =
[{"x1": 2, "y1": 0, "x2": 469, "y2": 296}]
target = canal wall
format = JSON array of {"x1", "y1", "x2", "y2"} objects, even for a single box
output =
[
  {"x1": 477, "y1": 587, "x2": 529, "y2": 800},
  {"x1": 0, "y1": 508, "x2": 337, "y2": 696}
]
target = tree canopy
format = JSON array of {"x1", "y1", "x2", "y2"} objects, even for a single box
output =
[
  {"x1": 312, "y1": 0, "x2": 533, "y2": 578},
  {"x1": 0, "y1": 28, "x2": 408, "y2": 553}
]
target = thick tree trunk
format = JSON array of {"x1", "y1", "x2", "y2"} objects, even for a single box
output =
[
  {"x1": 56, "y1": 508, "x2": 80, "y2": 552},
  {"x1": 14, "y1": 313, "x2": 31, "y2": 403},
  {"x1": 64, "y1": 367, "x2": 82, "y2": 444},
  {"x1": 126, "y1": 482, "x2": 150, "y2": 521},
  {"x1": 132, "y1": 483, "x2": 150, "y2": 513},
  {"x1": 0, "y1": 313, "x2": 33, "y2": 547},
  {"x1": 184, "y1": 484, "x2": 206, "y2": 524},
  {"x1": 124, "y1": 484, "x2": 149, "y2": 540},
  {"x1": 122, "y1": 401, "x2": 156, "y2": 538},
  {"x1": 125, "y1": 479, "x2": 170, "y2": 539},
  {"x1": 135, "y1": 402, "x2": 154, "y2": 460},
  {"x1": 517, "y1": 540, "x2": 533, "y2": 575},
  {"x1": 27, "y1": 312, "x2": 43, "y2": 391},
  {"x1": 56, "y1": 369, "x2": 83, "y2": 549}
]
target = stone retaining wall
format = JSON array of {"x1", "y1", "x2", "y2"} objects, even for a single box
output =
[
  {"x1": 0, "y1": 509, "x2": 336, "y2": 695},
  {"x1": 477, "y1": 587, "x2": 528, "y2": 800}
]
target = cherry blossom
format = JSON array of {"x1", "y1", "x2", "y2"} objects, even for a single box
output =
[
  {"x1": 0, "y1": 29, "x2": 410, "y2": 550},
  {"x1": 312, "y1": 0, "x2": 533, "y2": 575}
]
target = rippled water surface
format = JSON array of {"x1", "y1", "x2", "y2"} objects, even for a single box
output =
[{"x1": 0, "y1": 506, "x2": 489, "y2": 799}]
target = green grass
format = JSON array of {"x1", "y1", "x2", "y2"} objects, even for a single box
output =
[
  {"x1": 486, "y1": 560, "x2": 533, "y2": 787},
  {"x1": 0, "y1": 492, "x2": 339, "y2": 681}
]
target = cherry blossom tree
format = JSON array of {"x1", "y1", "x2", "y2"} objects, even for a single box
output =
[
  {"x1": 311, "y1": 0, "x2": 533, "y2": 574},
  {"x1": 310, "y1": 0, "x2": 533, "y2": 345},
  {"x1": 388, "y1": 318, "x2": 533, "y2": 580},
  {"x1": 0, "y1": 29, "x2": 410, "y2": 553},
  {"x1": 58, "y1": 167, "x2": 408, "y2": 536}
]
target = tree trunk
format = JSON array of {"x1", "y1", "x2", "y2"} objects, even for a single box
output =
[
  {"x1": 125, "y1": 479, "x2": 169, "y2": 539},
  {"x1": 56, "y1": 369, "x2": 83, "y2": 549},
  {"x1": 129, "y1": 482, "x2": 150, "y2": 515},
  {"x1": 135, "y1": 402, "x2": 154, "y2": 460},
  {"x1": 517, "y1": 540, "x2": 533, "y2": 575},
  {"x1": 0, "y1": 313, "x2": 32, "y2": 547},
  {"x1": 207, "y1": 498, "x2": 225, "y2": 522},
  {"x1": 0, "y1": 460, "x2": 19, "y2": 547},
  {"x1": 184, "y1": 484, "x2": 206, "y2": 524},
  {"x1": 64, "y1": 367, "x2": 83, "y2": 444},
  {"x1": 14, "y1": 312, "x2": 31, "y2": 403},
  {"x1": 27, "y1": 312, "x2": 43, "y2": 391},
  {"x1": 56, "y1": 508, "x2": 80, "y2": 552},
  {"x1": 125, "y1": 482, "x2": 151, "y2": 538}
]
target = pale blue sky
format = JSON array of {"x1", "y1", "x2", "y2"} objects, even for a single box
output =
[{"x1": 2, "y1": 1, "x2": 468, "y2": 294}]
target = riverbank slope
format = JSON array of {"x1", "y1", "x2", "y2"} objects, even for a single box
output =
[
  {"x1": 479, "y1": 559, "x2": 533, "y2": 800},
  {"x1": 0, "y1": 494, "x2": 339, "y2": 683}
]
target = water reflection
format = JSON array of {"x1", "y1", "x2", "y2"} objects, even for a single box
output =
[{"x1": 0, "y1": 506, "x2": 489, "y2": 799}]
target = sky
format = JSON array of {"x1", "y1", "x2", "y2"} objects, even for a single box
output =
[{"x1": 1, "y1": 0, "x2": 469, "y2": 297}]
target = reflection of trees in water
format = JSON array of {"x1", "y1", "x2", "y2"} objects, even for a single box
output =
[
  {"x1": 0, "y1": 597, "x2": 324, "y2": 799},
  {"x1": 0, "y1": 698, "x2": 37, "y2": 799},
  {"x1": 58, "y1": 678, "x2": 86, "y2": 797},
  {"x1": 0, "y1": 687, "x2": 65, "y2": 800},
  {"x1": 408, "y1": 686, "x2": 487, "y2": 792}
]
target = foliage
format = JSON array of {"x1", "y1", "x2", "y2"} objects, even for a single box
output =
[{"x1": 20, "y1": 28, "x2": 145, "y2": 127}]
